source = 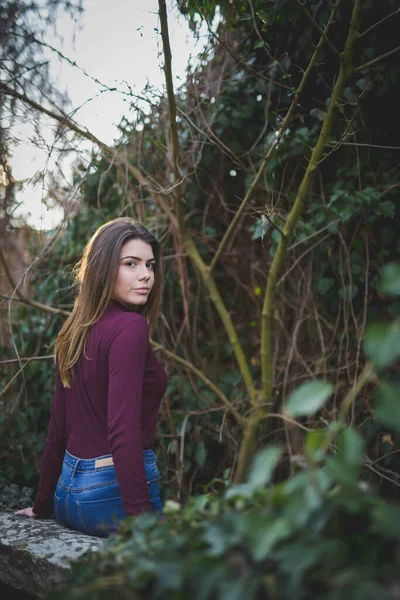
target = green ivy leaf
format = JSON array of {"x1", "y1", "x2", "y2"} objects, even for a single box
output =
[
  {"x1": 325, "y1": 456, "x2": 359, "y2": 486},
  {"x1": 356, "y1": 77, "x2": 368, "y2": 90},
  {"x1": 309, "y1": 107, "x2": 327, "y2": 121},
  {"x1": 225, "y1": 446, "x2": 281, "y2": 499},
  {"x1": 221, "y1": 370, "x2": 241, "y2": 385},
  {"x1": 256, "y1": 9, "x2": 270, "y2": 25},
  {"x1": 195, "y1": 441, "x2": 208, "y2": 468},
  {"x1": 285, "y1": 381, "x2": 334, "y2": 417},
  {"x1": 364, "y1": 322, "x2": 400, "y2": 369},
  {"x1": 339, "y1": 285, "x2": 359, "y2": 302},
  {"x1": 305, "y1": 430, "x2": 327, "y2": 461},
  {"x1": 203, "y1": 517, "x2": 242, "y2": 557},
  {"x1": 247, "y1": 516, "x2": 292, "y2": 562},
  {"x1": 373, "y1": 381, "x2": 400, "y2": 435},
  {"x1": 380, "y1": 263, "x2": 400, "y2": 296},
  {"x1": 376, "y1": 200, "x2": 395, "y2": 219},
  {"x1": 247, "y1": 445, "x2": 281, "y2": 488},
  {"x1": 372, "y1": 503, "x2": 400, "y2": 538},
  {"x1": 317, "y1": 277, "x2": 334, "y2": 296},
  {"x1": 336, "y1": 427, "x2": 364, "y2": 472}
]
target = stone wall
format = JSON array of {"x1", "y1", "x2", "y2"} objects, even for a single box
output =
[{"x1": 0, "y1": 510, "x2": 102, "y2": 598}]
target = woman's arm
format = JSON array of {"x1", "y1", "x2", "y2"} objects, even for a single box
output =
[
  {"x1": 31, "y1": 362, "x2": 66, "y2": 517},
  {"x1": 107, "y1": 316, "x2": 153, "y2": 515}
]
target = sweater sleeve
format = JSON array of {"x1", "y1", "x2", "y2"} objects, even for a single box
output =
[
  {"x1": 107, "y1": 316, "x2": 152, "y2": 516},
  {"x1": 33, "y1": 362, "x2": 66, "y2": 517}
]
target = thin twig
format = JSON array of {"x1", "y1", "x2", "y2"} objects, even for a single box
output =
[
  {"x1": 152, "y1": 343, "x2": 243, "y2": 425},
  {"x1": 338, "y1": 361, "x2": 375, "y2": 422},
  {"x1": 0, "y1": 249, "x2": 70, "y2": 317},
  {"x1": 355, "y1": 45, "x2": 400, "y2": 72},
  {"x1": 0, "y1": 355, "x2": 55, "y2": 365},
  {"x1": 358, "y1": 7, "x2": 400, "y2": 39},
  {"x1": 294, "y1": 0, "x2": 341, "y2": 58},
  {"x1": 330, "y1": 141, "x2": 400, "y2": 150},
  {"x1": 1, "y1": 359, "x2": 33, "y2": 399},
  {"x1": 260, "y1": 412, "x2": 312, "y2": 432}
]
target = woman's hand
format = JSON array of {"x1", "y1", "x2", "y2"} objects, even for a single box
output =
[{"x1": 14, "y1": 507, "x2": 39, "y2": 518}]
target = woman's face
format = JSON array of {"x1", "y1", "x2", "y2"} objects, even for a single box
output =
[{"x1": 113, "y1": 239, "x2": 155, "y2": 307}]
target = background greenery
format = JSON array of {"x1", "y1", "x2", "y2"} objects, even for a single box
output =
[{"x1": 1, "y1": 0, "x2": 400, "y2": 596}]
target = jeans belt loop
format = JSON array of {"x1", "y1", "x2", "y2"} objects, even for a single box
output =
[{"x1": 71, "y1": 458, "x2": 79, "y2": 479}]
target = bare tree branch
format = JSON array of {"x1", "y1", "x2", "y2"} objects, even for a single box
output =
[
  {"x1": 0, "y1": 248, "x2": 70, "y2": 317},
  {"x1": 158, "y1": 0, "x2": 256, "y2": 405},
  {"x1": 0, "y1": 81, "x2": 179, "y2": 228}
]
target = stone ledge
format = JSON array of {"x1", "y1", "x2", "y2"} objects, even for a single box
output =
[{"x1": 0, "y1": 510, "x2": 102, "y2": 598}]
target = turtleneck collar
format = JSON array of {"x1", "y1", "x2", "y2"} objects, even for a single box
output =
[{"x1": 109, "y1": 298, "x2": 135, "y2": 312}]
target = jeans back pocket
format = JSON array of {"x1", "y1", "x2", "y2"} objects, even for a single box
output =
[{"x1": 77, "y1": 496, "x2": 125, "y2": 537}]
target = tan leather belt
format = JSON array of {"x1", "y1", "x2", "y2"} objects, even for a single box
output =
[{"x1": 94, "y1": 457, "x2": 114, "y2": 468}]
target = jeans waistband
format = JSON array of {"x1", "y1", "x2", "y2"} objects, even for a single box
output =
[{"x1": 64, "y1": 449, "x2": 156, "y2": 472}]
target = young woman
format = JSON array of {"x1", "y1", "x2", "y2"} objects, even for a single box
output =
[{"x1": 15, "y1": 218, "x2": 168, "y2": 537}]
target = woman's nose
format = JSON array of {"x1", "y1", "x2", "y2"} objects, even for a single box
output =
[{"x1": 138, "y1": 265, "x2": 151, "y2": 280}]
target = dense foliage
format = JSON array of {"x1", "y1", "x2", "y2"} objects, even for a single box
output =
[
  {"x1": 51, "y1": 457, "x2": 400, "y2": 600},
  {"x1": 2, "y1": 0, "x2": 400, "y2": 515},
  {"x1": 2, "y1": 0, "x2": 400, "y2": 596}
]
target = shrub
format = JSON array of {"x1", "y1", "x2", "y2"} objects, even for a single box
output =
[{"x1": 51, "y1": 441, "x2": 400, "y2": 600}]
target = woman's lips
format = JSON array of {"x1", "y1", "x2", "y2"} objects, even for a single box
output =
[{"x1": 134, "y1": 288, "x2": 150, "y2": 294}]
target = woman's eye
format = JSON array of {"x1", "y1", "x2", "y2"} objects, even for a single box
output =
[
  {"x1": 126, "y1": 261, "x2": 136, "y2": 268},
  {"x1": 147, "y1": 263, "x2": 155, "y2": 269}
]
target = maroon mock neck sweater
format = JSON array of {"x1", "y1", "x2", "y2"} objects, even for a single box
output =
[{"x1": 33, "y1": 300, "x2": 168, "y2": 518}]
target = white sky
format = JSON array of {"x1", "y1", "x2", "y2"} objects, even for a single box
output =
[{"x1": 10, "y1": 0, "x2": 207, "y2": 230}]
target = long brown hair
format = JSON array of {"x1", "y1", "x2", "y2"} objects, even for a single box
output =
[{"x1": 55, "y1": 218, "x2": 163, "y2": 387}]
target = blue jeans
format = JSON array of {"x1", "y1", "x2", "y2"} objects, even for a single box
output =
[{"x1": 54, "y1": 449, "x2": 163, "y2": 537}]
